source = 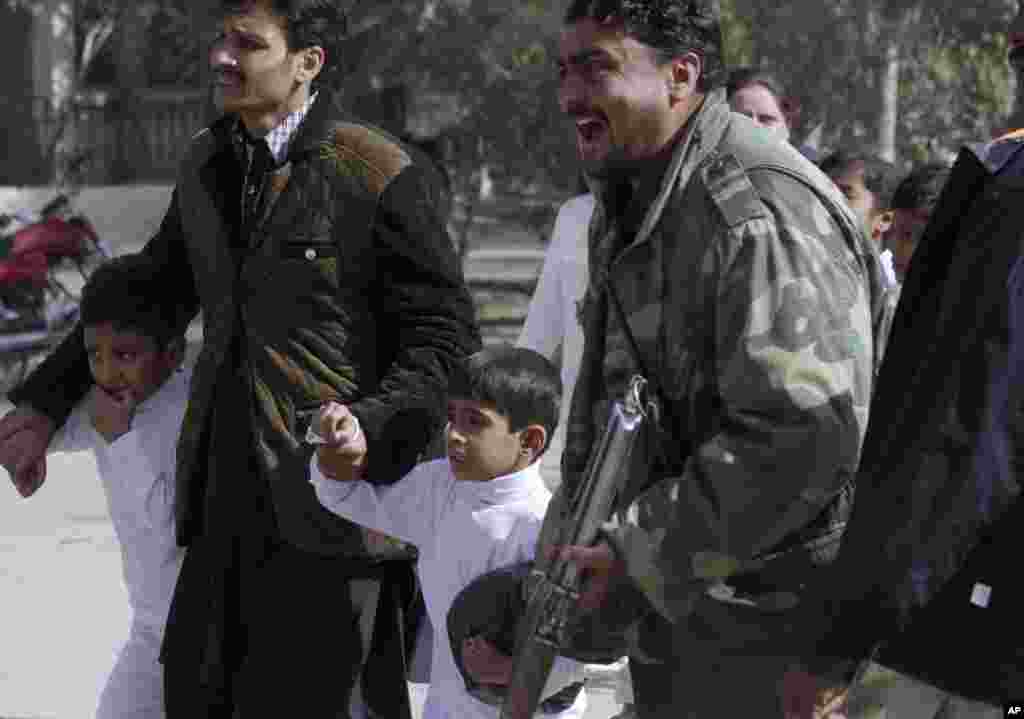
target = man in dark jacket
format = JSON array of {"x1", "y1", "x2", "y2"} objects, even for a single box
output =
[{"x1": 0, "y1": 1, "x2": 480, "y2": 717}]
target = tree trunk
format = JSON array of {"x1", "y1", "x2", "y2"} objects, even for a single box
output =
[
  {"x1": 35, "y1": 0, "x2": 78, "y2": 185},
  {"x1": 876, "y1": 32, "x2": 900, "y2": 163},
  {"x1": 111, "y1": 2, "x2": 157, "y2": 183},
  {"x1": 855, "y1": 1, "x2": 882, "y2": 146}
]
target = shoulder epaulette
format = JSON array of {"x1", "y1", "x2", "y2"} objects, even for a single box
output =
[
  {"x1": 700, "y1": 151, "x2": 767, "y2": 228},
  {"x1": 321, "y1": 122, "x2": 412, "y2": 196}
]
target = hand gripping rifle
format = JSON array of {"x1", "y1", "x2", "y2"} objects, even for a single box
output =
[{"x1": 500, "y1": 375, "x2": 653, "y2": 719}]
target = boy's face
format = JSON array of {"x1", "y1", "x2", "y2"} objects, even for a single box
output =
[
  {"x1": 84, "y1": 322, "x2": 181, "y2": 407},
  {"x1": 829, "y1": 162, "x2": 893, "y2": 248},
  {"x1": 886, "y1": 207, "x2": 931, "y2": 281},
  {"x1": 446, "y1": 399, "x2": 533, "y2": 483}
]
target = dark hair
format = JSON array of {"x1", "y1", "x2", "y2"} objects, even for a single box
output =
[
  {"x1": 565, "y1": 0, "x2": 725, "y2": 92},
  {"x1": 449, "y1": 346, "x2": 562, "y2": 453},
  {"x1": 820, "y1": 150, "x2": 902, "y2": 210},
  {"x1": 80, "y1": 254, "x2": 191, "y2": 349},
  {"x1": 217, "y1": 0, "x2": 348, "y2": 89},
  {"x1": 891, "y1": 163, "x2": 952, "y2": 213},
  {"x1": 726, "y1": 66, "x2": 786, "y2": 103}
]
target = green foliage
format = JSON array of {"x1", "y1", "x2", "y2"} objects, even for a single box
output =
[
  {"x1": 29, "y1": 0, "x2": 1021, "y2": 183},
  {"x1": 725, "y1": 0, "x2": 1015, "y2": 166}
]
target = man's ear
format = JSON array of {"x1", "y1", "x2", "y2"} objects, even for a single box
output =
[
  {"x1": 667, "y1": 51, "x2": 703, "y2": 104},
  {"x1": 872, "y1": 210, "x2": 895, "y2": 245},
  {"x1": 296, "y1": 46, "x2": 325, "y2": 84},
  {"x1": 520, "y1": 424, "x2": 548, "y2": 461}
]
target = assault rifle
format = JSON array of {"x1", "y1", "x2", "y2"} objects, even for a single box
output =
[{"x1": 500, "y1": 375, "x2": 653, "y2": 719}]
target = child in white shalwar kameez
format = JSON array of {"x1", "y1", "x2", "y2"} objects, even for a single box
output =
[
  {"x1": 43, "y1": 255, "x2": 192, "y2": 719},
  {"x1": 310, "y1": 347, "x2": 587, "y2": 719}
]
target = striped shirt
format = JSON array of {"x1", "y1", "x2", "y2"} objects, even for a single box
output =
[{"x1": 265, "y1": 91, "x2": 318, "y2": 163}]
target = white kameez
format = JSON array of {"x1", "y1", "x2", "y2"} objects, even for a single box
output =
[
  {"x1": 50, "y1": 366, "x2": 191, "y2": 719},
  {"x1": 311, "y1": 458, "x2": 587, "y2": 719}
]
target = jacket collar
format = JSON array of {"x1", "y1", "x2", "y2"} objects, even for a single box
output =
[
  {"x1": 202, "y1": 88, "x2": 353, "y2": 169},
  {"x1": 587, "y1": 88, "x2": 733, "y2": 254}
]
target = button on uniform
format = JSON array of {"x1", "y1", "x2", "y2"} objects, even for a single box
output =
[{"x1": 305, "y1": 248, "x2": 317, "y2": 261}]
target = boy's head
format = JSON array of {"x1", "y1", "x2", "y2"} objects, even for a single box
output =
[
  {"x1": 819, "y1": 150, "x2": 900, "y2": 248},
  {"x1": 80, "y1": 254, "x2": 189, "y2": 406},
  {"x1": 446, "y1": 346, "x2": 562, "y2": 483},
  {"x1": 887, "y1": 163, "x2": 951, "y2": 281}
]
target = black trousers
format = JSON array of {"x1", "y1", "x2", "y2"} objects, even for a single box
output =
[{"x1": 162, "y1": 536, "x2": 417, "y2": 719}]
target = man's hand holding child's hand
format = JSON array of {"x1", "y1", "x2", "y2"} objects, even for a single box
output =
[
  {"x1": 313, "y1": 401, "x2": 368, "y2": 482},
  {"x1": 89, "y1": 385, "x2": 137, "y2": 443},
  {"x1": 461, "y1": 635, "x2": 513, "y2": 686}
]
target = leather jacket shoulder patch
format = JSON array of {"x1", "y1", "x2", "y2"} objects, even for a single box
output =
[
  {"x1": 700, "y1": 151, "x2": 767, "y2": 229},
  {"x1": 322, "y1": 122, "x2": 412, "y2": 196}
]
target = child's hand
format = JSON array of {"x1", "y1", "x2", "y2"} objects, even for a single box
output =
[
  {"x1": 312, "y1": 401, "x2": 368, "y2": 482},
  {"x1": 88, "y1": 385, "x2": 137, "y2": 443},
  {"x1": 461, "y1": 635, "x2": 514, "y2": 686}
]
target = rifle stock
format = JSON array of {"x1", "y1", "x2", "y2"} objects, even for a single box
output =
[{"x1": 500, "y1": 376, "x2": 651, "y2": 719}]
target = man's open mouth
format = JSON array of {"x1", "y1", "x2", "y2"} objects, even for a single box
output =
[
  {"x1": 575, "y1": 116, "x2": 607, "y2": 145},
  {"x1": 214, "y1": 70, "x2": 243, "y2": 89}
]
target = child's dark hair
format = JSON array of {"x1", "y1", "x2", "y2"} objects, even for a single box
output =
[
  {"x1": 819, "y1": 150, "x2": 901, "y2": 210},
  {"x1": 891, "y1": 163, "x2": 952, "y2": 213},
  {"x1": 80, "y1": 254, "x2": 191, "y2": 350},
  {"x1": 450, "y1": 346, "x2": 562, "y2": 453}
]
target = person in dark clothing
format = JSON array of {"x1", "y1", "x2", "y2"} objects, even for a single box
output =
[
  {"x1": 0, "y1": 1, "x2": 480, "y2": 717},
  {"x1": 783, "y1": 147, "x2": 1024, "y2": 718}
]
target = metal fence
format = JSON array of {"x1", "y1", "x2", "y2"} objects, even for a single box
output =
[{"x1": 5, "y1": 89, "x2": 211, "y2": 185}]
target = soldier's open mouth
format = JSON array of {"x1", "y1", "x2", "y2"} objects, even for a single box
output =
[{"x1": 576, "y1": 118, "x2": 606, "y2": 144}]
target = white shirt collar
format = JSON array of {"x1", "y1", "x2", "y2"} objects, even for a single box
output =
[
  {"x1": 454, "y1": 460, "x2": 545, "y2": 508},
  {"x1": 261, "y1": 91, "x2": 318, "y2": 163}
]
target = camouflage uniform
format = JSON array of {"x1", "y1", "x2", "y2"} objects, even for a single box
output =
[{"x1": 547, "y1": 87, "x2": 889, "y2": 716}]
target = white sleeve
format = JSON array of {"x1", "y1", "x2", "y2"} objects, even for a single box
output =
[
  {"x1": 518, "y1": 246, "x2": 566, "y2": 359},
  {"x1": 518, "y1": 197, "x2": 589, "y2": 358},
  {"x1": 310, "y1": 457, "x2": 445, "y2": 547}
]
